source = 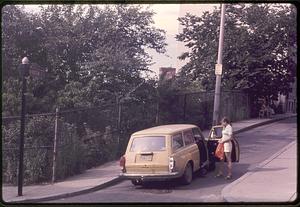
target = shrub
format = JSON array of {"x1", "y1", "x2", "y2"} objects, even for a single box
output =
[{"x1": 2, "y1": 116, "x2": 86, "y2": 184}]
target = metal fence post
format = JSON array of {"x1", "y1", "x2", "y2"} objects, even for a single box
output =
[
  {"x1": 183, "y1": 94, "x2": 187, "y2": 121},
  {"x1": 117, "y1": 98, "x2": 122, "y2": 144},
  {"x1": 52, "y1": 108, "x2": 59, "y2": 184}
]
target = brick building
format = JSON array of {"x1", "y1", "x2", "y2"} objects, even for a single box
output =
[{"x1": 159, "y1": 67, "x2": 176, "y2": 81}]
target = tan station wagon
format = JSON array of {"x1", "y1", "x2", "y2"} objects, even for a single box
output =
[{"x1": 120, "y1": 124, "x2": 239, "y2": 186}]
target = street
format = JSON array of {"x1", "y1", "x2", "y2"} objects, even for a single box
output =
[{"x1": 49, "y1": 117, "x2": 297, "y2": 203}]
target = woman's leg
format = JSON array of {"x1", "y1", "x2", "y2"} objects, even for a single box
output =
[
  {"x1": 225, "y1": 152, "x2": 232, "y2": 176},
  {"x1": 217, "y1": 155, "x2": 225, "y2": 175}
]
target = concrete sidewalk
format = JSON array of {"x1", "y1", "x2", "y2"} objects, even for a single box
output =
[
  {"x1": 2, "y1": 161, "x2": 122, "y2": 203},
  {"x1": 2, "y1": 113, "x2": 296, "y2": 203},
  {"x1": 222, "y1": 140, "x2": 297, "y2": 202},
  {"x1": 202, "y1": 113, "x2": 296, "y2": 137}
]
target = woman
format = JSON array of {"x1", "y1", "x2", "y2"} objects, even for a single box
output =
[{"x1": 215, "y1": 117, "x2": 233, "y2": 179}]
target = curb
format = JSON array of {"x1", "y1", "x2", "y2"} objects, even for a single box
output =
[
  {"x1": 221, "y1": 139, "x2": 297, "y2": 202},
  {"x1": 234, "y1": 114, "x2": 297, "y2": 135},
  {"x1": 6, "y1": 176, "x2": 124, "y2": 203}
]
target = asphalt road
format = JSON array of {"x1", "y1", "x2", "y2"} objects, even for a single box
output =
[{"x1": 50, "y1": 117, "x2": 297, "y2": 203}]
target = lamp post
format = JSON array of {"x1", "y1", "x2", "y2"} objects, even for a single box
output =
[
  {"x1": 17, "y1": 57, "x2": 30, "y2": 196},
  {"x1": 212, "y1": 4, "x2": 226, "y2": 125}
]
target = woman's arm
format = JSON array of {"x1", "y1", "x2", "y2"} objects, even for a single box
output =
[{"x1": 220, "y1": 134, "x2": 232, "y2": 143}]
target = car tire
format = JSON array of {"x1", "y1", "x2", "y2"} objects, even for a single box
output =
[
  {"x1": 181, "y1": 162, "x2": 193, "y2": 185},
  {"x1": 131, "y1": 179, "x2": 142, "y2": 186},
  {"x1": 208, "y1": 161, "x2": 216, "y2": 171}
]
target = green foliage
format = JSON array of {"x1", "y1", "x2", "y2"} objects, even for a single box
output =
[
  {"x1": 55, "y1": 121, "x2": 85, "y2": 180},
  {"x1": 83, "y1": 127, "x2": 119, "y2": 169},
  {"x1": 2, "y1": 116, "x2": 86, "y2": 184},
  {"x1": 2, "y1": 78, "x2": 22, "y2": 116},
  {"x1": 2, "y1": 117, "x2": 54, "y2": 184},
  {"x1": 2, "y1": 5, "x2": 166, "y2": 114},
  {"x1": 57, "y1": 81, "x2": 91, "y2": 109},
  {"x1": 176, "y1": 4, "x2": 296, "y2": 116}
]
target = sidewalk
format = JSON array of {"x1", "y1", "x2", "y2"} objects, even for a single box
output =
[
  {"x1": 222, "y1": 141, "x2": 297, "y2": 202},
  {"x1": 2, "y1": 161, "x2": 122, "y2": 203},
  {"x1": 2, "y1": 113, "x2": 296, "y2": 203},
  {"x1": 202, "y1": 113, "x2": 296, "y2": 137}
]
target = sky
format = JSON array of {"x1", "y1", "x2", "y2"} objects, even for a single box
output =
[
  {"x1": 23, "y1": 4, "x2": 218, "y2": 77},
  {"x1": 148, "y1": 4, "x2": 217, "y2": 77}
]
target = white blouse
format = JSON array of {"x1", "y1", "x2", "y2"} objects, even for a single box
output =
[{"x1": 221, "y1": 124, "x2": 233, "y2": 152}]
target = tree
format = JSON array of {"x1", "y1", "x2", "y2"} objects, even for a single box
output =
[
  {"x1": 176, "y1": 4, "x2": 297, "y2": 116},
  {"x1": 78, "y1": 5, "x2": 166, "y2": 98},
  {"x1": 2, "y1": 5, "x2": 166, "y2": 115}
]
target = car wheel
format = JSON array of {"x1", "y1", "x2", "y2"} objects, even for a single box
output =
[
  {"x1": 131, "y1": 179, "x2": 142, "y2": 186},
  {"x1": 208, "y1": 161, "x2": 216, "y2": 171},
  {"x1": 181, "y1": 162, "x2": 193, "y2": 185}
]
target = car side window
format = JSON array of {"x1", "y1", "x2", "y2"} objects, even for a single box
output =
[
  {"x1": 214, "y1": 127, "x2": 223, "y2": 138},
  {"x1": 192, "y1": 127, "x2": 204, "y2": 141},
  {"x1": 172, "y1": 133, "x2": 184, "y2": 151},
  {"x1": 209, "y1": 126, "x2": 223, "y2": 139},
  {"x1": 183, "y1": 130, "x2": 195, "y2": 146}
]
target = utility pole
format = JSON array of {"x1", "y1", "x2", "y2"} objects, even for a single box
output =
[{"x1": 212, "y1": 4, "x2": 226, "y2": 126}]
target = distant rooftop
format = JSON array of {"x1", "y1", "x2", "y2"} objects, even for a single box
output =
[{"x1": 159, "y1": 67, "x2": 176, "y2": 81}]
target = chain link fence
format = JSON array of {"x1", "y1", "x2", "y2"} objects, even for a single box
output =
[
  {"x1": 2, "y1": 107, "x2": 119, "y2": 184},
  {"x1": 159, "y1": 90, "x2": 250, "y2": 129},
  {"x1": 2, "y1": 98, "x2": 156, "y2": 185}
]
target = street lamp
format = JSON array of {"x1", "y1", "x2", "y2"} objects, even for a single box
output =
[{"x1": 17, "y1": 57, "x2": 30, "y2": 196}]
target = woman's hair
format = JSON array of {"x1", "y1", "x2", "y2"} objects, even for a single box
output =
[{"x1": 221, "y1": 117, "x2": 231, "y2": 126}]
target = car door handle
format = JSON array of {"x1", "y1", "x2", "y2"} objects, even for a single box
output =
[{"x1": 140, "y1": 152, "x2": 154, "y2": 155}]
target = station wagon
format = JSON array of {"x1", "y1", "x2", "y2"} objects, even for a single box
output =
[{"x1": 120, "y1": 124, "x2": 239, "y2": 185}]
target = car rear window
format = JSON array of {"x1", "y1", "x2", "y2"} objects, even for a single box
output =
[{"x1": 130, "y1": 136, "x2": 166, "y2": 152}]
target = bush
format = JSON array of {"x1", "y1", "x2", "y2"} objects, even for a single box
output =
[
  {"x1": 2, "y1": 116, "x2": 86, "y2": 184},
  {"x1": 2, "y1": 116, "x2": 55, "y2": 184}
]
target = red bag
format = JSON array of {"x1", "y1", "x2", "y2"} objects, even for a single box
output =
[{"x1": 215, "y1": 143, "x2": 224, "y2": 160}]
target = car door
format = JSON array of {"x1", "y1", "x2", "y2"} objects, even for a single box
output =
[
  {"x1": 182, "y1": 129, "x2": 200, "y2": 172},
  {"x1": 171, "y1": 133, "x2": 186, "y2": 174},
  {"x1": 207, "y1": 125, "x2": 240, "y2": 162},
  {"x1": 192, "y1": 127, "x2": 208, "y2": 167}
]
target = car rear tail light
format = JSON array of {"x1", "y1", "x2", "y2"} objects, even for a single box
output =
[
  {"x1": 120, "y1": 156, "x2": 126, "y2": 168},
  {"x1": 169, "y1": 157, "x2": 175, "y2": 172}
]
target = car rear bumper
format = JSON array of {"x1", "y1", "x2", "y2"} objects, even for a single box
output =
[{"x1": 120, "y1": 172, "x2": 180, "y2": 181}]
